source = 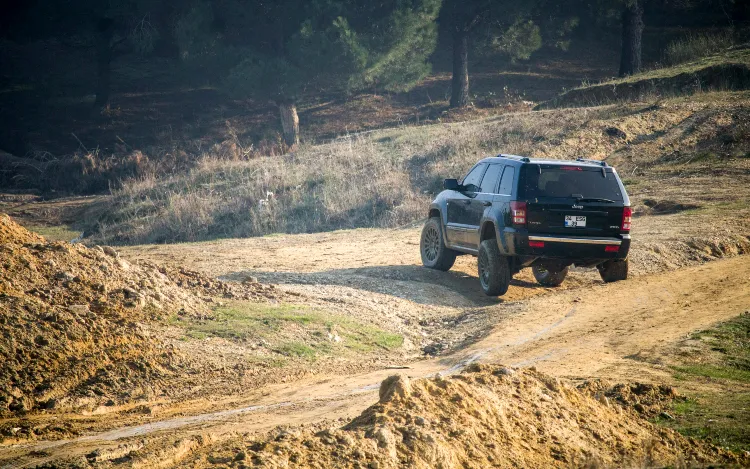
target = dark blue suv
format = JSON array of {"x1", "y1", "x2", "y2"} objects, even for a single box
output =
[{"x1": 420, "y1": 155, "x2": 632, "y2": 296}]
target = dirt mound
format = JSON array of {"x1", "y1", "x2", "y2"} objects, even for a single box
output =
[
  {"x1": 578, "y1": 380, "x2": 681, "y2": 418},
  {"x1": 205, "y1": 364, "x2": 744, "y2": 469},
  {"x1": 0, "y1": 214, "x2": 275, "y2": 420}
]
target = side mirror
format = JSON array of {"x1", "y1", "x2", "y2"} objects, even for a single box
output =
[{"x1": 443, "y1": 178, "x2": 459, "y2": 190}]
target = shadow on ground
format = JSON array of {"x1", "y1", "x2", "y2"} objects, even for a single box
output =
[{"x1": 222, "y1": 264, "x2": 548, "y2": 308}]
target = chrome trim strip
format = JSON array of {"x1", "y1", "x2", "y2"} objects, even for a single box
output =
[
  {"x1": 446, "y1": 224, "x2": 477, "y2": 232},
  {"x1": 528, "y1": 235, "x2": 623, "y2": 245}
]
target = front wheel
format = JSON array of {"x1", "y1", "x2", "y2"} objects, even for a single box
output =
[
  {"x1": 598, "y1": 259, "x2": 628, "y2": 283},
  {"x1": 477, "y1": 239, "x2": 510, "y2": 297},
  {"x1": 532, "y1": 265, "x2": 569, "y2": 287},
  {"x1": 420, "y1": 217, "x2": 457, "y2": 271}
]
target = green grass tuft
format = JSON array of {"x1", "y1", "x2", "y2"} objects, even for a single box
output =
[
  {"x1": 276, "y1": 342, "x2": 319, "y2": 359},
  {"x1": 672, "y1": 364, "x2": 750, "y2": 383},
  {"x1": 169, "y1": 302, "x2": 404, "y2": 360}
]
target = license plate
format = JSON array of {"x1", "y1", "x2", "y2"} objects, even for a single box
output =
[{"x1": 565, "y1": 215, "x2": 586, "y2": 228}]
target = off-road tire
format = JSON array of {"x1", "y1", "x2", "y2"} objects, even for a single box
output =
[
  {"x1": 597, "y1": 258, "x2": 629, "y2": 283},
  {"x1": 477, "y1": 239, "x2": 510, "y2": 296},
  {"x1": 420, "y1": 217, "x2": 457, "y2": 271},
  {"x1": 532, "y1": 265, "x2": 569, "y2": 287}
]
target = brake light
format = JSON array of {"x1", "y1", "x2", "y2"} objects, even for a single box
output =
[
  {"x1": 510, "y1": 201, "x2": 527, "y2": 226},
  {"x1": 529, "y1": 241, "x2": 544, "y2": 248},
  {"x1": 560, "y1": 166, "x2": 583, "y2": 171},
  {"x1": 605, "y1": 245, "x2": 620, "y2": 253},
  {"x1": 621, "y1": 207, "x2": 632, "y2": 233}
]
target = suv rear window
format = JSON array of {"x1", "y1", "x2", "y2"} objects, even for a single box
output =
[{"x1": 519, "y1": 166, "x2": 623, "y2": 201}]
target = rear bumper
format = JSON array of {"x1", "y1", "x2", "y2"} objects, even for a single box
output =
[{"x1": 507, "y1": 232, "x2": 630, "y2": 260}]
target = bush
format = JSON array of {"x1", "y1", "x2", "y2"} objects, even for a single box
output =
[{"x1": 664, "y1": 31, "x2": 735, "y2": 66}]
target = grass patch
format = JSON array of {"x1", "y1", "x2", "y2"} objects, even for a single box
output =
[
  {"x1": 672, "y1": 364, "x2": 750, "y2": 383},
  {"x1": 684, "y1": 313, "x2": 750, "y2": 377},
  {"x1": 276, "y1": 342, "x2": 319, "y2": 359},
  {"x1": 664, "y1": 31, "x2": 736, "y2": 66},
  {"x1": 170, "y1": 302, "x2": 404, "y2": 359},
  {"x1": 24, "y1": 224, "x2": 81, "y2": 242},
  {"x1": 656, "y1": 393, "x2": 750, "y2": 453},
  {"x1": 655, "y1": 313, "x2": 750, "y2": 452}
]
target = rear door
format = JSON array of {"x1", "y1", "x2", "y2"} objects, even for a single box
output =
[
  {"x1": 463, "y1": 163, "x2": 504, "y2": 249},
  {"x1": 446, "y1": 163, "x2": 487, "y2": 247},
  {"x1": 520, "y1": 165, "x2": 626, "y2": 237}
]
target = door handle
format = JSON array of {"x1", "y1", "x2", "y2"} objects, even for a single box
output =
[
  {"x1": 482, "y1": 201, "x2": 492, "y2": 207},
  {"x1": 463, "y1": 200, "x2": 471, "y2": 205}
]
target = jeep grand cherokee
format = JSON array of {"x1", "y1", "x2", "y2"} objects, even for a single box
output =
[{"x1": 420, "y1": 155, "x2": 631, "y2": 296}]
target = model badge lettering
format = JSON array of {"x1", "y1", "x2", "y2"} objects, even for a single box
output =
[{"x1": 572, "y1": 204, "x2": 583, "y2": 209}]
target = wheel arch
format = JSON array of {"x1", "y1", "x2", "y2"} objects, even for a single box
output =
[{"x1": 479, "y1": 220, "x2": 497, "y2": 242}]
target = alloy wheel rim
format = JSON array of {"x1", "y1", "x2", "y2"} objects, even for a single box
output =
[
  {"x1": 423, "y1": 226, "x2": 440, "y2": 262},
  {"x1": 478, "y1": 250, "x2": 490, "y2": 289}
]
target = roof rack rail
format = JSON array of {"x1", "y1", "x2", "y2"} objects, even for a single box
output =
[
  {"x1": 576, "y1": 157, "x2": 608, "y2": 167},
  {"x1": 499, "y1": 154, "x2": 531, "y2": 163}
]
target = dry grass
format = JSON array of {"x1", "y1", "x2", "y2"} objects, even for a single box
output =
[
  {"x1": 88, "y1": 91, "x2": 750, "y2": 245},
  {"x1": 664, "y1": 31, "x2": 736, "y2": 67}
]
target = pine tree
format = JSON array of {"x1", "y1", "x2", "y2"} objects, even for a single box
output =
[
  {"x1": 224, "y1": 0, "x2": 440, "y2": 148},
  {"x1": 442, "y1": 0, "x2": 576, "y2": 108}
]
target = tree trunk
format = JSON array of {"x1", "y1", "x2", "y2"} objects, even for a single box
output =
[
  {"x1": 450, "y1": 30, "x2": 470, "y2": 108},
  {"x1": 278, "y1": 102, "x2": 299, "y2": 147},
  {"x1": 95, "y1": 18, "x2": 114, "y2": 109},
  {"x1": 619, "y1": 0, "x2": 644, "y2": 77}
]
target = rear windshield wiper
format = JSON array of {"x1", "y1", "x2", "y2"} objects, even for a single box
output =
[{"x1": 576, "y1": 197, "x2": 616, "y2": 203}]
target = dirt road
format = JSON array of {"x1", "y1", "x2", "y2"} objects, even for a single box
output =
[{"x1": 3, "y1": 238, "x2": 748, "y2": 467}]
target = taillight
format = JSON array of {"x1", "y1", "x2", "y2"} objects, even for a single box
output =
[
  {"x1": 510, "y1": 201, "x2": 527, "y2": 226},
  {"x1": 621, "y1": 207, "x2": 632, "y2": 233},
  {"x1": 529, "y1": 241, "x2": 544, "y2": 248}
]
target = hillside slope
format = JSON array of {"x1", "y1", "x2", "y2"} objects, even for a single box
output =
[
  {"x1": 82, "y1": 90, "x2": 750, "y2": 245},
  {"x1": 539, "y1": 47, "x2": 750, "y2": 108}
]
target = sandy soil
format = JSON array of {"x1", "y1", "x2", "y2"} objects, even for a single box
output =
[
  {"x1": 2, "y1": 205, "x2": 748, "y2": 467},
  {"x1": 3, "y1": 255, "x2": 748, "y2": 467}
]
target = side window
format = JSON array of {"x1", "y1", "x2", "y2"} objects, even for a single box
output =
[
  {"x1": 479, "y1": 164, "x2": 504, "y2": 193},
  {"x1": 461, "y1": 163, "x2": 487, "y2": 190},
  {"x1": 498, "y1": 166, "x2": 515, "y2": 195}
]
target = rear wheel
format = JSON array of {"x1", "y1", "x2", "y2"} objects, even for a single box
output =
[
  {"x1": 532, "y1": 265, "x2": 569, "y2": 287},
  {"x1": 477, "y1": 239, "x2": 510, "y2": 296},
  {"x1": 598, "y1": 259, "x2": 628, "y2": 282},
  {"x1": 420, "y1": 217, "x2": 456, "y2": 271}
]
